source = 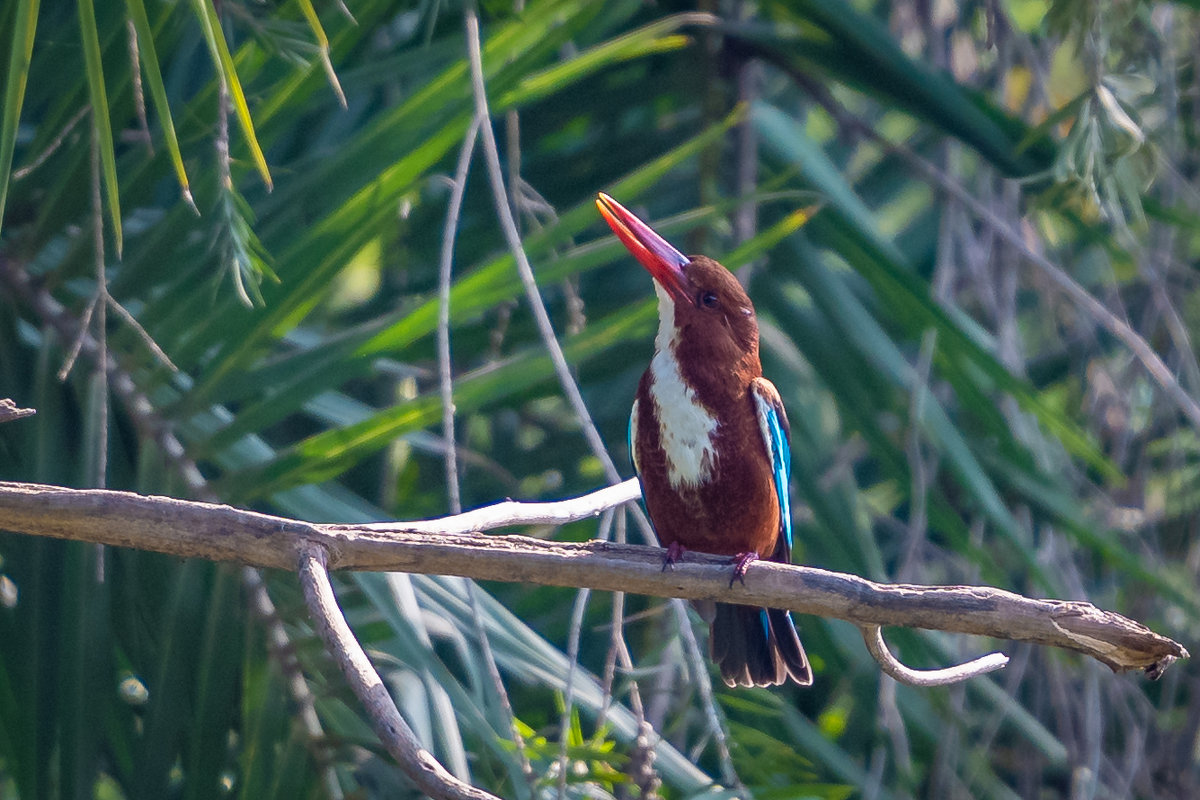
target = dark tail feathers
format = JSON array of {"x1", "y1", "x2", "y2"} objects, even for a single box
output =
[{"x1": 710, "y1": 603, "x2": 812, "y2": 688}]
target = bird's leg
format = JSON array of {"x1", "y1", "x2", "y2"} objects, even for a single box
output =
[
  {"x1": 729, "y1": 551, "x2": 759, "y2": 587},
  {"x1": 662, "y1": 541, "x2": 687, "y2": 571}
]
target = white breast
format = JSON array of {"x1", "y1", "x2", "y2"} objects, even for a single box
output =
[{"x1": 648, "y1": 284, "x2": 719, "y2": 489}]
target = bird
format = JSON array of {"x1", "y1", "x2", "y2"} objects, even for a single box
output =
[{"x1": 596, "y1": 192, "x2": 812, "y2": 688}]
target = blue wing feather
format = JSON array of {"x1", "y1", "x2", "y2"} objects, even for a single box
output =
[
  {"x1": 752, "y1": 381, "x2": 793, "y2": 562},
  {"x1": 765, "y1": 404, "x2": 793, "y2": 556},
  {"x1": 629, "y1": 400, "x2": 650, "y2": 520},
  {"x1": 628, "y1": 407, "x2": 635, "y2": 475}
]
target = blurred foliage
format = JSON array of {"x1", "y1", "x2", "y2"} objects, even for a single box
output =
[{"x1": 2, "y1": 0, "x2": 1200, "y2": 798}]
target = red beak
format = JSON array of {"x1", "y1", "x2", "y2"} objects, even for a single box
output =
[{"x1": 596, "y1": 193, "x2": 690, "y2": 301}]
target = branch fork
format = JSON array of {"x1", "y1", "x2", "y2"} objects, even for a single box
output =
[
  {"x1": 0, "y1": 470, "x2": 1188, "y2": 800},
  {"x1": 0, "y1": 478, "x2": 1185, "y2": 679}
]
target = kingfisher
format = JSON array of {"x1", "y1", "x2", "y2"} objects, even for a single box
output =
[{"x1": 596, "y1": 193, "x2": 811, "y2": 688}]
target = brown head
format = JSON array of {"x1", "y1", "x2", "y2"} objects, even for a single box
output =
[{"x1": 596, "y1": 194, "x2": 761, "y2": 386}]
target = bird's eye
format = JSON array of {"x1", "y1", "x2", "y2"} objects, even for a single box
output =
[{"x1": 699, "y1": 292, "x2": 719, "y2": 309}]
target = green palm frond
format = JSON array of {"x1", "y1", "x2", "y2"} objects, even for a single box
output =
[{"x1": 2, "y1": 0, "x2": 1198, "y2": 798}]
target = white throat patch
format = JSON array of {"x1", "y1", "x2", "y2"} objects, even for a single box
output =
[{"x1": 649, "y1": 284, "x2": 720, "y2": 488}]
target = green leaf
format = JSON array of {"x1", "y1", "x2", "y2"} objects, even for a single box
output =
[
  {"x1": 731, "y1": 0, "x2": 1056, "y2": 176},
  {"x1": 123, "y1": 0, "x2": 196, "y2": 212},
  {"x1": 754, "y1": 101, "x2": 1115, "y2": 481},
  {"x1": 0, "y1": 0, "x2": 39, "y2": 234},
  {"x1": 77, "y1": 0, "x2": 123, "y2": 255},
  {"x1": 295, "y1": 0, "x2": 346, "y2": 108},
  {"x1": 189, "y1": 0, "x2": 273, "y2": 190},
  {"x1": 215, "y1": 302, "x2": 655, "y2": 500}
]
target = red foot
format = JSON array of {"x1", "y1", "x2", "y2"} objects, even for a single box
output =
[
  {"x1": 662, "y1": 541, "x2": 687, "y2": 572},
  {"x1": 729, "y1": 552, "x2": 759, "y2": 587}
]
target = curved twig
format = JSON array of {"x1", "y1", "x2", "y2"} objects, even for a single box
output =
[
  {"x1": 299, "y1": 542, "x2": 500, "y2": 800},
  {"x1": 436, "y1": 117, "x2": 479, "y2": 516},
  {"x1": 434, "y1": 113, "x2": 533, "y2": 791},
  {"x1": 463, "y1": 10, "x2": 619, "y2": 484},
  {"x1": 859, "y1": 624, "x2": 1009, "y2": 687},
  {"x1": 461, "y1": 13, "x2": 737, "y2": 784}
]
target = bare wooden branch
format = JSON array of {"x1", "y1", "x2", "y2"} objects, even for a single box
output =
[
  {"x1": 298, "y1": 543, "x2": 500, "y2": 800},
  {"x1": 0, "y1": 399, "x2": 36, "y2": 424},
  {"x1": 0, "y1": 479, "x2": 1186, "y2": 676}
]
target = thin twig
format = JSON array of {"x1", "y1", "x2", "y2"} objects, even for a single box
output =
[
  {"x1": 57, "y1": 294, "x2": 100, "y2": 381},
  {"x1": 505, "y1": 110, "x2": 523, "y2": 226},
  {"x1": 53, "y1": 263, "x2": 176, "y2": 380},
  {"x1": 672, "y1": 600, "x2": 743, "y2": 794},
  {"x1": 87, "y1": 111, "x2": 110, "y2": 581},
  {"x1": 599, "y1": 511, "x2": 644, "y2": 723},
  {"x1": 299, "y1": 543, "x2": 500, "y2": 800},
  {"x1": 900, "y1": 328, "x2": 938, "y2": 582},
  {"x1": 462, "y1": 14, "x2": 737, "y2": 782},
  {"x1": 556, "y1": 508, "x2": 615, "y2": 800},
  {"x1": 557, "y1": 587, "x2": 594, "y2": 797},
  {"x1": 434, "y1": 113, "x2": 533, "y2": 791},
  {"x1": 243, "y1": 566, "x2": 337, "y2": 780},
  {"x1": 437, "y1": 117, "x2": 480, "y2": 516},
  {"x1": 12, "y1": 106, "x2": 89, "y2": 181},
  {"x1": 598, "y1": 511, "x2": 661, "y2": 796},
  {"x1": 859, "y1": 625, "x2": 1009, "y2": 687},
  {"x1": 462, "y1": 9, "x2": 620, "y2": 485},
  {"x1": 104, "y1": 295, "x2": 179, "y2": 372}
]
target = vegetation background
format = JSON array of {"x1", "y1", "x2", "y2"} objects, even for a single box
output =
[{"x1": 1, "y1": 0, "x2": 1198, "y2": 797}]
